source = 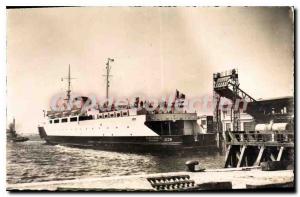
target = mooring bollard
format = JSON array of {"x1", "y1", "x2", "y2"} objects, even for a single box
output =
[{"x1": 185, "y1": 160, "x2": 199, "y2": 172}]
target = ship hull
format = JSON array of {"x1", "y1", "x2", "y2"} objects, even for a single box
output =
[{"x1": 38, "y1": 126, "x2": 217, "y2": 153}]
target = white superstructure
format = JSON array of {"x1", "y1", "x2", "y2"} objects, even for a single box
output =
[{"x1": 42, "y1": 109, "x2": 158, "y2": 137}]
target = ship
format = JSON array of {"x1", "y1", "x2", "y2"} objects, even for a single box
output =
[
  {"x1": 38, "y1": 58, "x2": 217, "y2": 152},
  {"x1": 7, "y1": 118, "x2": 29, "y2": 142}
]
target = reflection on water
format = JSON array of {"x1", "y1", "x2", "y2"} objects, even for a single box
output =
[{"x1": 7, "y1": 139, "x2": 224, "y2": 184}]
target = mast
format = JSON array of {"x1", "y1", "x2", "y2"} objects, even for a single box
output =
[
  {"x1": 12, "y1": 117, "x2": 15, "y2": 132},
  {"x1": 103, "y1": 58, "x2": 114, "y2": 99},
  {"x1": 62, "y1": 64, "x2": 74, "y2": 104},
  {"x1": 67, "y1": 64, "x2": 71, "y2": 103}
]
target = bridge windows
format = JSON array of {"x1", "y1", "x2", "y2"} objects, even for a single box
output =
[
  {"x1": 79, "y1": 115, "x2": 93, "y2": 121},
  {"x1": 95, "y1": 111, "x2": 130, "y2": 119},
  {"x1": 61, "y1": 118, "x2": 68, "y2": 123},
  {"x1": 54, "y1": 119, "x2": 59, "y2": 124},
  {"x1": 70, "y1": 117, "x2": 78, "y2": 122},
  {"x1": 49, "y1": 120, "x2": 53, "y2": 124}
]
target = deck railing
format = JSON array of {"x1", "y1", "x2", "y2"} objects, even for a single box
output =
[{"x1": 225, "y1": 131, "x2": 294, "y2": 147}]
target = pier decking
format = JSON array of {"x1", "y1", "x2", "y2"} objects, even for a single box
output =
[{"x1": 7, "y1": 167, "x2": 294, "y2": 191}]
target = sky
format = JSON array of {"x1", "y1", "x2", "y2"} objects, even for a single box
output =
[{"x1": 7, "y1": 7, "x2": 294, "y2": 134}]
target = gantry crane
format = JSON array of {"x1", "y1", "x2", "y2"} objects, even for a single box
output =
[{"x1": 213, "y1": 69, "x2": 256, "y2": 132}]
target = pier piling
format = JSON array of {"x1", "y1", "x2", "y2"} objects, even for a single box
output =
[{"x1": 224, "y1": 131, "x2": 294, "y2": 168}]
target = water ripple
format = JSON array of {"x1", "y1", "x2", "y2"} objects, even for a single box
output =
[{"x1": 7, "y1": 139, "x2": 224, "y2": 184}]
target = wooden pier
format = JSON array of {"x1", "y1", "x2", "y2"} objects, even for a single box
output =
[
  {"x1": 224, "y1": 131, "x2": 294, "y2": 168},
  {"x1": 7, "y1": 167, "x2": 294, "y2": 191}
]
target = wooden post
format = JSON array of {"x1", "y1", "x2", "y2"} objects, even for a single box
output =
[
  {"x1": 168, "y1": 121, "x2": 171, "y2": 136},
  {"x1": 270, "y1": 153, "x2": 276, "y2": 161},
  {"x1": 228, "y1": 132, "x2": 237, "y2": 142},
  {"x1": 245, "y1": 155, "x2": 248, "y2": 166},
  {"x1": 240, "y1": 133, "x2": 244, "y2": 142},
  {"x1": 254, "y1": 146, "x2": 265, "y2": 166},
  {"x1": 277, "y1": 146, "x2": 284, "y2": 161},
  {"x1": 224, "y1": 145, "x2": 232, "y2": 168},
  {"x1": 235, "y1": 152, "x2": 240, "y2": 161},
  {"x1": 237, "y1": 145, "x2": 246, "y2": 167}
]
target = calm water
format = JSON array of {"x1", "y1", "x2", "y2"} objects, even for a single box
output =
[{"x1": 7, "y1": 138, "x2": 225, "y2": 184}]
